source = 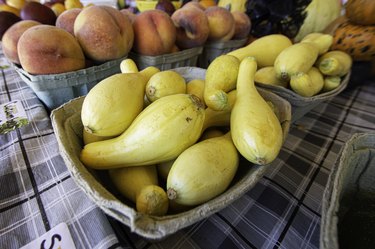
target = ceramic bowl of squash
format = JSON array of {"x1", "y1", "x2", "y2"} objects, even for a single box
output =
[{"x1": 51, "y1": 67, "x2": 291, "y2": 240}]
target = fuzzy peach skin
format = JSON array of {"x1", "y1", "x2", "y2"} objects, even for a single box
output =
[
  {"x1": 232, "y1": 11, "x2": 251, "y2": 40},
  {"x1": 205, "y1": 6, "x2": 235, "y2": 41},
  {"x1": 2, "y1": 20, "x2": 41, "y2": 64},
  {"x1": 74, "y1": 5, "x2": 134, "y2": 62},
  {"x1": 182, "y1": 1, "x2": 205, "y2": 11},
  {"x1": 120, "y1": 8, "x2": 136, "y2": 24},
  {"x1": 171, "y1": 4, "x2": 209, "y2": 49},
  {"x1": 55, "y1": 8, "x2": 81, "y2": 36},
  {"x1": 132, "y1": 9, "x2": 176, "y2": 56},
  {"x1": 17, "y1": 25, "x2": 86, "y2": 74}
]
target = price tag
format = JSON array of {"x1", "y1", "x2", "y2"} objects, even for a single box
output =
[
  {"x1": 0, "y1": 100, "x2": 29, "y2": 134},
  {"x1": 20, "y1": 223, "x2": 76, "y2": 249}
]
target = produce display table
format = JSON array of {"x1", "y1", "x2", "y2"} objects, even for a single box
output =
[{"x1": 0, "y1": 46, "x2": 374, "y2": 249}]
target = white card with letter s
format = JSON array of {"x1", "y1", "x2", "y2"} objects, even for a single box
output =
[{"x1": 20, "y1": 223, "x2": 76, "y2": 249}]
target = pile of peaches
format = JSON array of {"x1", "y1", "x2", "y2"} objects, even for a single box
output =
[
  {"x1": 129, "y1": 1, "x2": 251, "y2": 56},
  {"x1": 0, "y1": 0, "x2": 251, "y2": 75},
  {"x1": 1, "y1": 2, "x2": 133, "y2": 75}
]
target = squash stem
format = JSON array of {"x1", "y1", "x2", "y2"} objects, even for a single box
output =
[
  {"x1": 167, "y1": 188, "x2": 177, "y2": 200},
  {"x1": 319, "y1": 58, "x2": 340, "y2": 75}
]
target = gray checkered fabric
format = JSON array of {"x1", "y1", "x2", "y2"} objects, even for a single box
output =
[{"x1": 1, "y1": 46, "x2": 374, "y2": 249}]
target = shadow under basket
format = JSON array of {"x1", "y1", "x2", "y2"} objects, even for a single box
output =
[
  {"x1": 14, "y1": 57, "x2": 125, "y2": 111},
  {"x1": 320, "y1": 132, "x2": 375, "y2": 249},
  {"x1": 50, "y1": 66, "x2": 292, "y2": 240}
]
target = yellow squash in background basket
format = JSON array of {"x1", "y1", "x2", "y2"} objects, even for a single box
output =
[
  {"x1": 300, "y1": 32, "x2": 333, "y2": 55},
  {"x1": 316, "y1": 50, "x2": 353, "y2": 77},
  {"x1": 227, "y1": 34, "x2": 292, "y2": 68},
  {"x1": 274, "y1": 42, "x2": 319, "y2": 81},
  {"x1": 290, "y1": 67, "x2": 324, "y2": 97}
]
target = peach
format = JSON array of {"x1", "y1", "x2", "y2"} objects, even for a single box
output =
[
  {"x1": 155, "y1": 0, "x2": 176, "y2": 16},
  {"x1": 182, "y1": 1, "x2": 205, "y2": 11},
  {"x1": 20, "y1": 1, "x2": 56, "y2": 25},
  {"x1": 55, "y1": 8, "x2": 81, "y2": 35},
  {"x1": 17, "y1": 25, "x2": 86, "y2": 74},
  {"x1": 205, "y1": 6, "x2": 235, "y2": 41},
  {"x1": 0, "y1": 11, "x2": 21, "y2": 40},
  {"x1": 74, "y1": 5, "x2": 134, "y2": 62},
  {"x1": 120, "y1": 8, "x2": 136, "y2": 24},
  {"x1": 232, "y1": 11, "x2": 251, "y2": 40},
  {"x1": 171, "y1": 4, "x2": 209, "y2": 49},
  {"x1": 132, "y1": 9, "x2": 176, "y2": 56},
  {"x1": 2, "y1": 20, "x2": 40, "y2": 64}
]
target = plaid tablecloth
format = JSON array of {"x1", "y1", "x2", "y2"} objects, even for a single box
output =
[{"x1": 1, "y1": 46, "x2": 374, "y2": 249}]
